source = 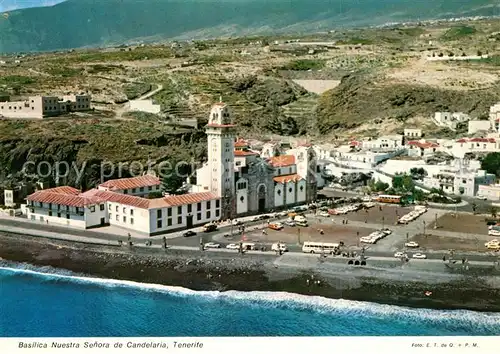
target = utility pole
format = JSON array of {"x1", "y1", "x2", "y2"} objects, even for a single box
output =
[
  {"x1": 382, "y1": 216, "x2": 385, "y2": 229},
  {"x1": 406, "y1": 232, "x2": 409, "y2": 243},
  {"x1": 434, "y1": 213, "x2": 438, "y2": 229},
  {"x1": 423, "y1": 220, "x2": 426, "y2": 237},
  {"x1": 297, "y1": 227, "x2": 301, "y2": 245}
]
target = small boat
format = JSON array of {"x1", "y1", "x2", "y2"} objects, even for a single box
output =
[{"x1": 425, "y1": 291, "x2": 432, "y2": 296}]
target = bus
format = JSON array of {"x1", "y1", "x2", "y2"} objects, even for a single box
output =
[
  {"x1": 375, "y1": 194, "x2": 402, "y2": 204},
  {"x1": 302, "y1": 242, "x2": 339, "y2": 254}
]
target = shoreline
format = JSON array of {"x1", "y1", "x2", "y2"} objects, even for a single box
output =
[{"x1": 1, "y1": 232, "x2": 500, "y2": 313}]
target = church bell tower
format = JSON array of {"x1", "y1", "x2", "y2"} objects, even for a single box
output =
[{"x1": 205, "y1": 99, "x2": 236, "y2": 219}]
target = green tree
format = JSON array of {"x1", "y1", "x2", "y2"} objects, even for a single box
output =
[
  {"x1": 161, "y1": 161, "x2": 190, "y2": 195},
  {"x1": 481, "y1": 152, "x2": 500, "y2": 177}
]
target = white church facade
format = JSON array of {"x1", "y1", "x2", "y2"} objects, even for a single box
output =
[{"x1": 191, "y1": 101, "x2": 317, "y2": 217}]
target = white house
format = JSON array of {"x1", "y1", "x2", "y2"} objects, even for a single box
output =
[
  {"x1": 361, "y1": 135, "x2": 404, "y2": 150},
  {"x1": 404, "y1": 129, "x2": 422, "y2": 139},
  {"x1": 434, "y1": 112, "x2": 470, "y2": 130},
  {"x1": 452, "y1": 137, "x2": 500, "y2": 157},
  {"x1": 407, "y1": 140, "x2": 440, "y2": 157}
]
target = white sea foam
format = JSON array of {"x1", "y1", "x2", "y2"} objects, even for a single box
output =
[{"x1": 1, "y1": 265, "x2": 499, "y2": 327}]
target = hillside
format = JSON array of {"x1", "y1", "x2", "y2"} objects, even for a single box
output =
[
  {"x1": 1, "y1": 18, "x2": 500, "y2": 189},
  {"x1": 0, "y1": 0, "x2": 499, "y2": 53}
]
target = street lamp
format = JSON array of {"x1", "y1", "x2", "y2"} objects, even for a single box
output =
[
  {"x1": 423, "y1": 220, "x2": 426, "y2": 237},
  {"x1": 382, "y1": 216, "x2": 385, "y2": 229}
]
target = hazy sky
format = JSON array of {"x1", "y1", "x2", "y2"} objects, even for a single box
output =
[{"x1": 0, "y1": 0, "x2": 64, "y2": 12}]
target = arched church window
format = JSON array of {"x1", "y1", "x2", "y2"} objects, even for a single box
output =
[
  {"x1": 240, "y1": 196, "x2": 244, "y2": 202},
  {"x1": 300, "y1": 186, "x2": 304, "y2": 191},
  {"x1": 277, "y1": 190, "x2": 281, "y2": 196},
  {"x1": 288, "y1": 187, "x2": 292, "y2": 193}
]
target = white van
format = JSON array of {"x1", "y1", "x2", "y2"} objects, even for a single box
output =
[
  {"x1": 272, "y1": 243, "x2": 288, "y2": 252},
  {"x1": 241, "y1": 242, "x2": 256, "y2": 251}
]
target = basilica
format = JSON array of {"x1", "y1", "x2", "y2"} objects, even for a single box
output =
[{"x1": 190, "y1": 101, "x2": 318, "y2": 219}]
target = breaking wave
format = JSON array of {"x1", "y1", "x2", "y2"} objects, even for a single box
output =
[{"x1": 1, "y1": 263, "x2": 499, "y2": 336}]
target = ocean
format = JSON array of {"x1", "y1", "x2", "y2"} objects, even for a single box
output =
[{"x1": 0, "y1": 265, "x2": 499, "y2": 337}]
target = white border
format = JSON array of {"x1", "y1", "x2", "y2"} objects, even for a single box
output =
[{"x1": 0, "y1": 337, "x2": 498, "y2": 353}]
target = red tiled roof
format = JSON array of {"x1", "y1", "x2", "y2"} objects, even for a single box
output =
[
  {"x1": 234, "y1": 138, "x2": 248, "y2": 148},
  {"x1": 44, "y1": 186, "x2": 81, "y2": 195},
  {"x1": 82, "y1": 190, "x2": 219, "y2": 210},
  {"x1": 27, "y1": 190, "x2": 104, "y2": 207},
  {"x1": 99, "y1": 175, "x2": 160, "y2": 191},
  {"x1": 149, "y1": 192, "x2": 219, "y2": 208},
  {"x1": 86, "y1": 190, "x2": 151, "y2": 209},
  {"x1": 273, "y1": 174, "x2": 303, "y2": 183},
  {"x1": 470, "y1": 138, "x2": 496, "y2": 143},
  {"x1": 267, "y1": 155, "x2": 295, "y2": 167},
  {"x1": 407, "y1": 141, "x2": 439, "y2": 148},
  {"x1": 234, "y1": 150, "x2": 258, "y2": 156},
  {"x1": 456, "y1": 138, "x2": 496, "y2": 143}
]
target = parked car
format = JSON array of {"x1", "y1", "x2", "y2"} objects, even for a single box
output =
[
  {"x1": 269, "y1": 222, "x2": 284, "y2": 230},
  {"x1": 226, "y1": 243, "x2": 239, "y2": 250},
  {"x1": 405, "y1": 241, "x2": 419, "y2": 248},
  {"x1": 284, "y1": 220, "x2": 296, "y2": 227},
  {"x1": 476, "y1": 195, "x2": 487, "y2": 200},
  {"x1": 296, "y1": 221, "x2": 308, "y2": 227},
  {"x1": 183, "y1": 230, "x2": 197, "y2": 237},
  {"x1": 412, "y1": 253, "x2": 427, "y2": 259},
  {"x1": 380, "y1": 228, "x2": 392, "y2": 235},
  {"x1": 318, "y1": 211, "x2": 330, "y2": 217},
  {"x1": 204, "y1": 242, "x2": 221, "y2": 249},
  {"x1": 394, "y1": 252, "x2": 406, "y2": 258}
]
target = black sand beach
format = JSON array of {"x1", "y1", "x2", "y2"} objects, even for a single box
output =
[{"x1": 1, "y1": 232, "x2": 500, "y2": 312}]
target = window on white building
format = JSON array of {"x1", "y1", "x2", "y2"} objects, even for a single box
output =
[
  {"x1": 177, "y1": 216, "x2": 182, "y2": 224},
  {"x1": 167, "y1": 218, "x2": 172, "y2": 226},
  {"x1": 90, "y1": 206, "x2": 95, "y2": 212},
  {"x1": 123, "y1": 216, "x2": 126, "y2": 223},
  {"x1": 157, "y1": 220, "x2": 162, "y2": 228},
  {"x1": 131, "y1": 218, "x2": 134, "y2": 225}
]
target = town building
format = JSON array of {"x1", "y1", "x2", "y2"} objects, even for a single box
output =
[
  {"x1": 468, "y1": 120, "x2": 492, "y2": 135},
  {"x1": 423, "y1": 168, "x2": 495, "y2": 197},
  {"x1": 404, "y1": 128, "x2": 422, "y2": 139},
  {"x1": 360, "y1": 135, "x2": 404, "y2": 150},
  {"x1": 478, "y1": 184, "x2": 500, "y2": 200},
  {"x1": 0, "y1": 94, "x2": 91, "y2": 119},
  {"x1": 433, "y1": 112, "x2": 470, "y2": 130},
  {"x1": 406, "y1": 140, "x2": 440, "y2": 157}
]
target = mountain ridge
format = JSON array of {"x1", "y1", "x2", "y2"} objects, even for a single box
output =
[{"x1": 0, "y1": 0, "x2": 499, "y2": 53}]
